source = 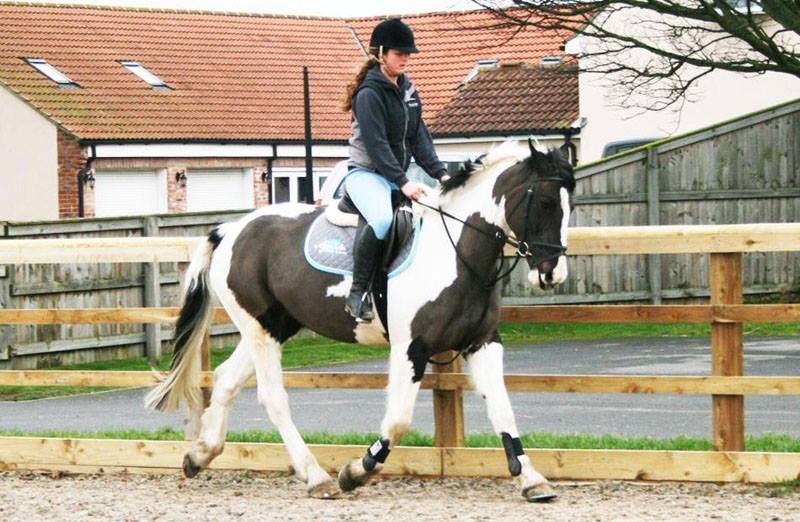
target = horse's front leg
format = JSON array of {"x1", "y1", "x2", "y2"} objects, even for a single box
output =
[
  {"x1": 466, "y1": 335, "x2": 557, "y2": 503},
  {"x1": 338, "y1": 339, "x2": 421, "y2": 491},
  {"x1": 246, "y1": 321, "x2": 340, "y2": 499}
]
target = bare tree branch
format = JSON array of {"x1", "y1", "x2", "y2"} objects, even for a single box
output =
[{"x1": 470, "y1": 0, "x2": 800, "y2": 110}]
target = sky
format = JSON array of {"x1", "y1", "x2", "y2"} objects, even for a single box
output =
[{"x1": 10, "y1": 0, "x2": 497, "y2": 17}]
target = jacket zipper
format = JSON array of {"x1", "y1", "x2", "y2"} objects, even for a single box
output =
[{"x1": 396, "y1": 86, "x2": 408, "y2": 170}]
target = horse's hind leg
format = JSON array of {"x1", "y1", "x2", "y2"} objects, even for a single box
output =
[
  {"x1": 245, "y1": 320, "x2": 340, "y2": 499},
  {"x1": 338, "y1": 340, "x2": 421, "y2": 491},
  {"x1": 183, "y1": 339, "x2": 254, "y2": 477},
  {"x1": 466, "y1": 336, "x2": 556, "y2": 503}
]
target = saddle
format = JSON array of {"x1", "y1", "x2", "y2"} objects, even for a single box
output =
[
  {"x1": 304, "y1": 190, "x2": 419, "y2": 328},
  {"x1": 324, "y1": 190, "x2": 416, "y2": 271}
]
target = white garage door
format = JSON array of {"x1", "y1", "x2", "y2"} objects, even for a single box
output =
[
  {"x1": 187, "y1": 169, "x2": 254, "y2": 212},
  {"x1": 93, "y1": 170, "x2": 166, "y2": 217}
]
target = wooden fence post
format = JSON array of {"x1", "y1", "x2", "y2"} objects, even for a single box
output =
[
  {"x1": 0, "y1": 223, "x2": 12, "y2": 363},
  {"x1": 646, "y1": 147, "x2": 662, "y2": 305},
  {"x1": 143, "y1": 217, "x2": 161, "y2": 365},
  {"x1": 432, "y1": 351, "x2": 465, "y2": 448},
  {"x1": 710, "y1": 252, "x2": 745, "y2": 452},
  {"x1": 201, "y1": 331, "x2": 212, "y2": 408}
]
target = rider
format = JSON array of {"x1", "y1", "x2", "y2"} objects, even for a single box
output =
[{"x1": 342, "y1": 18, "x2": 450, "y2": 322}]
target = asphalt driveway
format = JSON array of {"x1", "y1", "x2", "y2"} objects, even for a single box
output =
[{"x1": 1, "y1": 337, "x2": 798, "y2": 438}]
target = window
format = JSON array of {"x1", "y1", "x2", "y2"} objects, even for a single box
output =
[
  {"x1": 24, "y1": 58, "x2": 78, "y2": 87},
  {"x1": 120, "y1": 60, "x2": 169, "y2": 89},
  {"x1": 541, "y1": 56, "x2": 563, "y2": 65},
  {"x1": 271, "y1": 167, "x2": 332, "y2": 204},
  {"x1": 462, "y1": 59, "x2": 498, "y2": 84}
]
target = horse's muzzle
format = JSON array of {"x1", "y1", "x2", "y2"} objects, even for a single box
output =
[{"x1": 528, "y1": 256, "x2": 568, "y2": 289}]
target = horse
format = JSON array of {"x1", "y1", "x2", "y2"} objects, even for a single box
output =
[{"x1": 145, "y1": 139, "x2": 575, "y2": 502}]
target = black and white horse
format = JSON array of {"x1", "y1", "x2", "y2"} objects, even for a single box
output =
[{"x1": 145, "y1": 139, "x2": 575, "y2": 501}]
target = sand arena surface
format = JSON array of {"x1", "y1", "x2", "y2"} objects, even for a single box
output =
[{"x1": 1, "y1": 470, "x2": 798, "y2": 521}]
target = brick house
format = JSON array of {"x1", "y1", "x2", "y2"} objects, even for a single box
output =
[{"x1": 0, "y1": 4, "x2": 579, "y2": 221}]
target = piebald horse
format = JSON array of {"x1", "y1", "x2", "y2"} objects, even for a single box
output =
[{"x1": 145, "y1": 139, "x2": 575, "y2": 502}]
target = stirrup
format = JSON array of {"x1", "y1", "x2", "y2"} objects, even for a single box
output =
[{"x1": 345, "y1": 292, "x2": 374, "y2": 322}]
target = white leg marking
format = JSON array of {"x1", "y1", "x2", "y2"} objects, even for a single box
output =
[
  {"x1": 467, "y1": 342, "x2": 547, "y2": 489},
  {"x1": 190, "y1": 340, "x2": 254, "y2": 465},
  {"x1": 247, "y1": 321, "x2": 331, "y2": 489},
  {"x1": 380, "y1": 341, "x2": 422, "y2": 443}
]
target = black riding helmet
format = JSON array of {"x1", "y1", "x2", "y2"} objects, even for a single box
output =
[{"x1": 370, "y1": 18, "x2": 419, "y2": 53}]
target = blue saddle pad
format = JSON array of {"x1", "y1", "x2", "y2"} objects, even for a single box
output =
[{"x1": 303, "y1": 213, "x2": 420, "y2": 279}]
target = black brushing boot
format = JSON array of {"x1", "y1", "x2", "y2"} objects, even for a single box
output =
[{"x1": 345, "y1": 223, "x2": 382, "y2": 322}]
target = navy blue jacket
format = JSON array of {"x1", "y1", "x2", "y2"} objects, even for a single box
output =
[{"x1": 348, "y1": 67, "x2": 446, "y2": 188}]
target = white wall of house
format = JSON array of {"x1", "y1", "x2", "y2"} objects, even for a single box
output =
[
  {"x1": 0, "y1": 85, "x2": 58, "y2": 220},
  {"x1": 572, "y1": 13, "x2": 800, "y2": 163},
  {"x1": 435, "y1": 136, "x2": 579, "y2": 160}
]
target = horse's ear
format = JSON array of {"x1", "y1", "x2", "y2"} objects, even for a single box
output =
[{"x1": 527, "y1": 138, "x2": 546, "y2": 160}]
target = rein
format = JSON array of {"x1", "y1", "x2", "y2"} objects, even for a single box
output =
[{"x1": 416, "y1": 175, "x2": 568, "y2": 366}]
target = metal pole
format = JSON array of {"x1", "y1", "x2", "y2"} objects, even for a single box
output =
[{"x1": 302, "y1": 66, "x2": 314, "y2": 203}]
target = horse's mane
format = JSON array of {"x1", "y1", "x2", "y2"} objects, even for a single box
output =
[{"x1": 439, "y1": 140, "x2": 531, "y2": 195}]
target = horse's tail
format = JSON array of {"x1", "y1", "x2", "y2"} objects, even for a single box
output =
[{"x1": 144, "y1": 228, "x2": 223, "y2": 413}]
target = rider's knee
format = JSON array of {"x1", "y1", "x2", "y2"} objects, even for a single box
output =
[{"x1": 370, "y1": 215, "x2": 393, "y2": 240}]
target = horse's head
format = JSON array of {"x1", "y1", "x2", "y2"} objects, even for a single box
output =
[{"x1": 493, "y1": 140, "x2": 575, "y2": 289}]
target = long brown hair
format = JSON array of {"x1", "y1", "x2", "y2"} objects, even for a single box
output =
[{"x1": 342, "y1": 46, "x2": 382, "y2": 112}]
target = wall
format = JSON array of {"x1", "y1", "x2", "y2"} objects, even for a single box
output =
[
  {"x1": 573, "y1": 13, "x2": 800, "y2": 162},
  {"x1": 0, "y1": 85, "x2": 59, "y2": 220}
]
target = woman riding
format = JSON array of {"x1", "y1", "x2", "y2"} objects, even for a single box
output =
[{"x1": 342, "y1": 17, "x2": 449, "y2": 322}]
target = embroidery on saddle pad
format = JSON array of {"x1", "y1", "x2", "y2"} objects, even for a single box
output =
[{"x1": 303, "y1": 213, "x2": 421, "y2": 278}]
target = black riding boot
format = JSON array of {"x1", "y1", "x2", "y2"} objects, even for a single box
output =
[{"x1": 345, "y1": 224, "x2": 382, "y2": 322}]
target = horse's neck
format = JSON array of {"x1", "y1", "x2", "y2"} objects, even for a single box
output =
[{"x1": 437, "y1": 166, "x2": 511, "y2": 233}]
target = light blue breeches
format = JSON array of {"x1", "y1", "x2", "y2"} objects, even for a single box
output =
[{"x1": 344, "y1": 167, "x2": 399, "y2": 240}]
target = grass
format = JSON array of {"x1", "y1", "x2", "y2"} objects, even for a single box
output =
[
  {"x1": 0, "y1": 337, "x2": 388, "y2": 402},
  {"x1": 3, "y1": 321, "x2": 800, "y2": 401},
  {"x1": 0, "y1": 428, "x2": 798, "y2": 453}
]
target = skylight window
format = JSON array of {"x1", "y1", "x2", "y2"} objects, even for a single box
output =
[
  {"x1": 462, "y1": 59, "x2": 499, "y2": 84},
  {"x1": 25, "y1": 58, "x2": 77, "y2": 87},
  {"x1": 541, "y1": 56, "x2": 563, "y2": 65},
  {"x1": 120, "y1": 60, "x2": 169, "y2": 89}
]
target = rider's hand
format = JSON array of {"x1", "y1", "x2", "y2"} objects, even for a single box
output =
[
  {"x1": 401, "y1": 181, "x2": 427, "y2": 201},
  {"x1": 440, "y1": 175, "x2": 451, "y2": 183}
]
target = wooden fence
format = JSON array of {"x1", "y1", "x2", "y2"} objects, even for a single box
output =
[
  {"x1": 1, "y1": 224, "x2": 800, "y2": 482},
  {"x1": 504, "y1": 98, "x2": 800, "y2": 304}
]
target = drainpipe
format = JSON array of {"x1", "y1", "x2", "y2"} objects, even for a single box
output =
[
  {"x1": 77, "y1": 144, "x2": 96, "y2": 218},
  {"x1": 264, "y1": 143, "x2": 277, "y2": 204},
  {"x1": 561, "y1": 131, "x2": 578, "y2": 166}
]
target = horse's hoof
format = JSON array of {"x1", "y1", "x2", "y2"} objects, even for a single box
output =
[
  {"x1": 182, "y1": 453, "x2": 202, "y2": 479},
  {"x1": 308, "y1": 480, "x2": 342, "y2": 500},
  {"x1": 337, "y1": 462, "x2": 368, "y2": 492},
  {"x1": 523, "y1": 483, "x2": 557, "y2": 503}
]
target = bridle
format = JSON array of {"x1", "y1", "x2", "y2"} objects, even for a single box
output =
[
  {"x1": 415, "y1": 174, "x2": 569, "y2": 365},
  {"x1": 415, "y1": 174, "x2": 568, "y2": 290}
]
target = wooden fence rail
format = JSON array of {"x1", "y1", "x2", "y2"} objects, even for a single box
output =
[{"x1": 1, "y1": 224, "x2": 799, "y2": 482}]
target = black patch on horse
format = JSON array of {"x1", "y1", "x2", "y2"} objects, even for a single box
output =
[
  {"x1": 208, "y1": 227, "x2": 224, "y2": 250},
  {"x1": 407, "y1": 338, "x2": 429, "y2": 383},
  {"x1": 440, "y1": 160, "x2": 478, "y2": 195},
  {"x1": 256, "y1": 298, "x2": 302, "y2": 342}
]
